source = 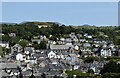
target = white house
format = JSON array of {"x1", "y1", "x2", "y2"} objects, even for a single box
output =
[
  {"x1": 100, "y1": 48, "x2": 112, "y2": 57},
  {"x1": 74, "y1": 45, "x2": 79, "y2": 50},
  {"x1": 11, "y1": 44, "x2": 23, "y2": 53},
  {"x1": 48, "y1": 51, "x2": 57, "y2": 58},
  {"x1": 87, "y1": 35, "x2": 92, "y2": 38},
  {"x1": 16, "y1": 53, "x2": 23, "y2": 61},
  {"x1": 0, "y1": 41, "x2": 9, "y2": 48},
  {"x1": 0, "y1": 33, "x2": 4, "y2": 36}
]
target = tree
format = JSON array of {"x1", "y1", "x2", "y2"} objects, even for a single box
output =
[
  {"x1": 32, "y1": 42, "x2": 40, "y2": 50},
  {"x1": 102, "y1": 73, "x2": 120, "y2": 78},
  {"x1": 39, "y1": 41, "x2": 46, "y2": 49},
  {"x1": 84, "y1": 56, "x2": 100, "y2": 63},
  {"x1": 0, "y1": 46, "x2": 3, "y2": 57},
  {"x1": 2, "y1": 35, "x2": 10, "y2": 41},
  {"x1": 9, "y1": 37, "x2": 20, "y2": 46},
  {"x1": 87, "y1": 69, "x2": 94, "y2": 74},
  {"x1": 18, "y1": 39, "x2": 29, "y2": 48},
  {"x1": 100, "y1": 61, "x2": 120, "y2": 74}
]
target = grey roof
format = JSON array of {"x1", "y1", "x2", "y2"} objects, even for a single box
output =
[
  {"x1": 50, "y1": 45, "x2": 73, "y2": 50},
  {"x1": 0, "y1": 41, "x2": 9, "y2": 44},
  {"x1": 83, "y1": 43, "x2": 91, "y2": 47},
  {"x1": 46, "y1": 70, "x2": 61, "y2": 76},
  {"x1": 0, "y1": 70, "x2": 10, "y2": 77},
  {"x1": 13, "y1": 44, "x2": 22, "y2": 48},
  {"x1": 22, "y1": 70, "x2": 31, "y2": 76},
  {"x1": 24, "y1": 47, "x2": 34, "y2": 52},
  {"x1": 0, "y1": 63, "x2": 17, "y2": 69}
]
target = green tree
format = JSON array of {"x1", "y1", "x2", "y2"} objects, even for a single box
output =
[
  {"x1": 9, "y1": 37, "x2": 20, "y2": 46},
  {"x1": 0, "y1": 46, "x2": 4, "y2": 57},
  {"x1": 87, "y1": 69, "x2": 94, "y2": 74},
  {"x1": 39, "y1": 41, "x2": 46, "y2": 49},
  {"x1": 32, "y1": 42, "x2": 40, "y2": 50},
  {"x1": 2, "y1": 35, "x2": 10, "y2": 41},
  {"x1": 100, "y1": 61, "x2": 120, "y2": 74},
  {"x1": 18, "y1": 39, "x2": 29, "y2": 48}
]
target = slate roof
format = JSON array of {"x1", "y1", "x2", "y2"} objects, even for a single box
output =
[
  {"x1": 0, "y1": 63, "x2": 18, "y2": 69},
  {"x1": 0, "y1": 41, "x2": 9, "y2": 44},
  {"x1": 22, "y1": 70, "x2": 31, "y2": 76},
  {"x1": 0, "y1": 70, "x2": 10, "y2": 77},
  {"x1": 13, "y1": 44, "x2": 22, "y2": 48},
  {"x1": 24, "y1": 47, "x2": 34, "y2": 52},
  {"x1": 50, "y1": 45, "x2": 73, "y2": 50}
]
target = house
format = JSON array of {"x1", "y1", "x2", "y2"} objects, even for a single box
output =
[
  {"x1": 92, "y1": 44, "x2": 99, "y2": 48},
  {"x1": 0, "y1": 62, "x2": 18, "y2": 70},
  {"x1": 84, "y1": 33, "x2": 88, "y2": 37},
  {"x1": 11, "y1": 44, "x2": 23, "y2": 59},
  {"x1": 69, "y1": 33, "x2": 78, "y2": 42},
  {"x1": 65, "y1": 54, "x2": 78, "y2": 65},
  {"x1": 56, "y1": 41, "x2": 65, "y2": 45},
  {"x1": 11, "y1": 44, "x2": 23, "y2": 53},
  {"x1": 50, "y1": 44, "x2": 73, "y2": 50},
  {"x1": 48, "y1": 51, "x2": 57, "y2": 58},
  {"x1": 80, "y1": 39, "x2": 86, "y2": 42},
  {"x1": 39, "y1": 35, "x2": 47, "y2": 40},
  {"x1": 87, "y1": 35, "x2": 92, "y2": 39},
  {"x1": 0, "y1": 70, "x2": 10, "y2": 78},
  {"x1": 83, "y1": 43, "x2": 91, "y2": 48},
  {"x1": 24, "y1": 47, "x2": 35, "y2": 54},
  {"x1": 69, "y1": 32, "x2": 77, "y2": 39},
  {"x1": 60, "y1": 38, "x2": 65, "y2": 41},
  {"x1": 8, "y1": 33, "x2": 16, "y2": 37},
  {"x1": 100, "y1": 48, "x2": 112, "y2": 57},
  {"x1": 76, "y1": 34, "x2": 82, "y2": 39},
  {"x1": 0, "y1": 41, "x2": 9, "y2": 48},
  {"x1": 60, "y1": 70, "x2": 68, "y2": 78},
  {"x1": 74, "y1": 45, "x2": 79, "y2": 50},
  {"x1": 31, "y1": 39, "x2": 41, "y2": 44},
  {"x1": 34, "y1": 50, "x2": 47, "y2": 59},
  {"x1": 38, "y1": 25, "x2": 49, "y2": 28},
  {"x1": 0, "y1": 33, "x2": 5, "y2": 36},
  {"x1": 28, "y1": 58, "x2": 37, "y2": 64},
  {"x1": 39, "y1": 60, "x2": 48, "y2": 68},
  {"x1": 65, "y1": 38, "x2": 72, "y2": 43},
  {"x1": 16, "y1": 53, "x2": 24, "y2": 61}
]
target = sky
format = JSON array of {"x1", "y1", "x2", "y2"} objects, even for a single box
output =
[{"x1": 2, "y1": 2, "x2": 118, "y2": 26}]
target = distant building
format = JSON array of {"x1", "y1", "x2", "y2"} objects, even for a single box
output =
[{"x1": 38, "y1": 25, "x2": 49, "y2": 28}]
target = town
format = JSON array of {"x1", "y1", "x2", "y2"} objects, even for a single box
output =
[{"x1": 0, "y1": 22, "x2": 120, "y2": 78}]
